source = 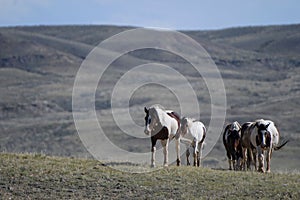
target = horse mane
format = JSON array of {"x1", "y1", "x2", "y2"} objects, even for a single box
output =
[
  {"x1": 149, "y1": 106, "x2": 167, "y2": 128},
  {"x1": 151, "y1": 104, "x2": 165, "y2": 111},
  {"x1": 192, "y1": 119, "x2": 199, "y2": 123},
  {"x1": 231, "y1": 121, "x2": 241, "y2": 131},
  {"x1": 181, "y1": 117, "x2": 198, "y2": 123}
]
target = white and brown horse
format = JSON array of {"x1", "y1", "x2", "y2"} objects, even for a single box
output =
[
  {"x1": 222, "y1": 121, "x2": 243, "y2": 170},
  {"x1": 144, "y1": 106, "x2": 181, "y2": 167},
  {"x1": 241, "y1": 119, "x2": 288, "y2": 173},
  {"x1": 181, "y1": 117, "x2": 206, "y2": 167}
]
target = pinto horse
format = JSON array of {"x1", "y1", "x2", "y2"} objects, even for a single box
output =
[
  {"x1": 144, "y1": 106, "x2": 181, "y2": 167},
  {"x1": 181, "y1": 117, "x2": 206, "y2": 167},
  {"x1": 222, "y1": 121, "x2": 243, "y2": 170},
  {"x1": 241, "y1": 119, "x2": 289, "y2": 173}
]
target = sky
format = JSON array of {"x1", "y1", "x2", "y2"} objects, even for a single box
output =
[{"x1": 0, "y1": 0, "x2": 299, "y2": 30}]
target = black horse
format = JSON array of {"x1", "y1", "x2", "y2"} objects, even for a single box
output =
[{"x1": 223, "y1": 121, "x2": 243, "y2": 170}]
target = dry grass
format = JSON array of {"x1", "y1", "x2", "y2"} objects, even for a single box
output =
[{"x1": 0, "y1": 153, "x2": 299, "y2": 199}]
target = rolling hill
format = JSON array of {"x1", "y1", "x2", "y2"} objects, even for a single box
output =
[{"x1": 0, "y1": 24, "x2": 299, "y2": 170}]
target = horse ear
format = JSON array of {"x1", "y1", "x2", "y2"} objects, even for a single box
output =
[
  {"x1": 144, "y1": 107, "x2": 148, "y2": 113},
  {"x1": 229, "y1": 125, "x2": 233, "y2": 131},
  {"x1": 237, "y1": 123, "x2": 242, "y2": 130},
  {"x1": 255, "y1": 122, "x2": 259, "y2": 127}
]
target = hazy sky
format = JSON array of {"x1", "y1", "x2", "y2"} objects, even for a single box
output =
[{"x1": 1, "y1": 0, "x2": 299, "y2": 30}]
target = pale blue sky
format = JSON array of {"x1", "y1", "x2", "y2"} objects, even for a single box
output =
[{"x1": 1, "y1": 0, "x2": 299, "y2": 30}]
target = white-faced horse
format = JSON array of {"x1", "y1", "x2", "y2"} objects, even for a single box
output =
[
  {"x1": 181, "y1": 117, "x2": 206, "y2": 167},
  {"x1": 144, "y1": 106, "x2": 181, "y2": 167},
  {"x1": 241, "y1": 119, "x2": 289, "y2": 173}
]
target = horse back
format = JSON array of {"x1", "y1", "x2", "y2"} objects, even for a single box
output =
[
  {"x1": 241, "y1": 122, "x2": 256, "y2": 149},
  {"x1": 189, "y1": 121, "x2": 206, "y2": 142},
  {"x1": 265, "y1": 121, "x2": 279, "y2": 145},
  {"x1": 223, "y1": 124, "x2": 231, "y2": 145},
  {"x1": 167, "y1": 111, "x2": 181, "y2": 130}
]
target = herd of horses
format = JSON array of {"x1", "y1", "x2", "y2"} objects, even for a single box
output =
[{"x1": 143, "y1": 105, "x2": 288, "y2": 173}]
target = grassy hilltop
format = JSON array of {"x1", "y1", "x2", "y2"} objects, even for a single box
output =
[
  {"x1": 0, "y1": 24, "x2": 299, "y2": 170},
  {"x1": 0, "y1": 153, "x2": 299, "y2": 199}
]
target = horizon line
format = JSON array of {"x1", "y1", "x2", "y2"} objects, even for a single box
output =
[{"x1": 0, "y1": 22, "x2": 299, "y2": 31}]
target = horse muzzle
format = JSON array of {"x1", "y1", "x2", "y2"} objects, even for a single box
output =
[{"x1": 260, "y1": 144, "x2": 268, "y2": 150}]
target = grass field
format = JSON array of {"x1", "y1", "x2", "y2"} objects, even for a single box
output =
[{"x1": 0, "y1": 153, "x2": 299, "y2": 199}]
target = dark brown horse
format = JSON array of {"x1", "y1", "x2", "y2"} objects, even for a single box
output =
[{"x1": 222, "y1": 121, "x2": 242, "y2": 170}]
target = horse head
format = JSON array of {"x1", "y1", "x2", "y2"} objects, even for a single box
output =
[
  {"x1": 144, "y1": 107, "x2": 151, "y2": 135},
  {"x1": 229, "y1": 121, "x2": 241, "y2": 150},
  {"x1": 180, "y1": 117, "x2": 190, "y2": 136},
  {"x1": 144, "y1": 106, "x2": 159, "y2": 135},
  {"x1": 256, "y1": 122, "x2": 271, "y2": 150}
]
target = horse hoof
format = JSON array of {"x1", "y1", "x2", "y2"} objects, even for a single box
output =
[
  {"x1": 258, "y1": 168, "x2": 265, "y2": 173},
  {"x1": 150, "y1": 164, "x2": 155, "y2": 168},
  {"x1": 163, "y1": 164, "x2": 168, "y2": 167},
  {"x1": 176, "y1": 159, "x2": 181, "y2": 166}
]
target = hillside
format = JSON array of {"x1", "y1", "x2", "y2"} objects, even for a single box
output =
[
  {"x1": 0, "y1": 24, "x2": 299, "y2": 170},
  {"x1": 0, "y1": 153, "x2": 299, "y2": 199}
]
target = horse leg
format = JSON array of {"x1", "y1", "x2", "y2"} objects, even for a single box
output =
[
  {"x1": 257, "y1": 148, "x2": 265, "y2": 173},
  {"x1": 266, "y1": 148, "x2": 272, "y2": 173},
  {"x1": 161, "y1": 139, "x2": 169, "y2": 167},
  {"x1": 198, "y1": 142, "x2": 203, "y2": 167},
  {"x1": 252, "y1": 149, "x2": 257, "y2": 171},
  {"x1": 247, "y1": 148, "x2": 255, "y2": 171},
  {"x1": 236, "y1": 144, "x2": 242, "y2": 170},
  {"x1": 232, "y1": 155, "x2": 237, "y2": 171},
  {"x1": 151, "y1": 146, "x2": 156, "y2": 168},
  {"x1": 186, "y1": 147, "x2": 190, "y2": 166},
  {"x1": 227, "y1": 151, "x2": 232, "y2": 170},
  {"x1": 233, "y1": 152, "x2": 240, "y2": 170},
  {"x1": 242, "y1": 148, "x2": 247, "y2": 171},
  {"x1": 237, "y1": 157, "x2": 242, "y2": 171},
  {"x1": 197, "y1": 152, "x2": 200, "y2": 167},
  {"x1": 151, "y1": 137, "x2": 157, "y2": 168},
  {"x1": 193, "y1": 142, "x2": 199, "y2": 167},
  {"x1": 175, "y1": 138, "x2": 181, "y2": 166},
  {"x1": 193, "y1": 152, "x2": 197, "y2": 166}
]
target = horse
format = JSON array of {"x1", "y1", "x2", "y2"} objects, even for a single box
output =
[
  {"x1": 180, "y1": 117, "x2": 206, "y2": 167},
  {"x1": 144, "y1": 106, "x2": 181, "y2": 167},
  {"x1": 222, "y1": 121, "x2": 243, "y2": 170},
  {"x1": 241, "y1": 119, "x2": 289, "y2": 173}
]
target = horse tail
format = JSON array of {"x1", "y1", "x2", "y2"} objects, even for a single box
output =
[
  {"x1": 180, "y1": 137, "x2": 193, "y2": 146},
  {"x1": 167, "y1": 112, "x2": 181, "y2": 139},
  {"x1": 274, "y1": 139, "x2": 289, "y2": 151},
  {"x1": 200, "y1": 126, "x2": 206, "y2": 144}
]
